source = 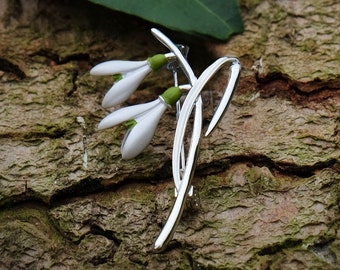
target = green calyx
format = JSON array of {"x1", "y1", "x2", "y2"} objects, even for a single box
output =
[
  {"x1": 112, "y1": 73, "x2": 123, "y2": 82},
  {"x1": 161, "y1": 86, "x2": 181, "y2": 106},
  {"x1": 148, "y1": 54, "x2": 167, "y2": 71},
  {"x1": 124, "y1": 119, "x2": 137, "y2": 129}
]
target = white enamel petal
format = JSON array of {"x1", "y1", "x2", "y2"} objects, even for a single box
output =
[
  {"x1": 90, "y1": 60, "x2": 148, "y2": 76},
  {"x1": 98, "y1": 100, "x2": 160, "y2": 130},
  {"x1": 121, "y1": 103, "x2": 167, "y2": 159},
  {"x1": 101, "y1": 65, "x2": 151, "y2": 108}
]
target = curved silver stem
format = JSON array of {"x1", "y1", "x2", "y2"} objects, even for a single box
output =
[
  {"x1": 205, "y1": 58, "x2": 241, "y2": 136},
  {"x1": 154, "y1": 97, "x2": 202, "y2": 250},
  {"x1": 152, "y1": 28, "x2": 198, "y2": 194},
  {"x1": 154, "y1": 56, "x2": 241, "y2": 250}
]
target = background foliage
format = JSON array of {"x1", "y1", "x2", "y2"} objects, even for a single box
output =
[{"x1": 88, "y1": 0, "x2": 244, "y2": 40}]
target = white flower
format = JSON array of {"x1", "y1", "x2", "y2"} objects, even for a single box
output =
[
  {"x1": 90, "y1": 54, "x2": 168, "y2": 108},
  {"x1": 98, "y1": 86, "x2": 181, "y2": 159}
]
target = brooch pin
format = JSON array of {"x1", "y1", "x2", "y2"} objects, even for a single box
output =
[{"x1": 91, "y1": 28, "x2": 241, "y2": 251}]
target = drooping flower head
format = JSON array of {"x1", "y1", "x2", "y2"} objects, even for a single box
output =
[
  {"x1": 90, "y1": 54, "x2": 169, "y2": 107},
  {"x1": 98, "y1": 86, "x2": 181, "y2": 159}
]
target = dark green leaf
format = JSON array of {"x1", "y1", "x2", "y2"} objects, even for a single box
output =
[{"x1": 88, "y1": 0, "x2": 244, "y2": 40}]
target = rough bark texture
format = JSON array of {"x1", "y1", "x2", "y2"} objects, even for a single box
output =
[{"x1": 0, "y1": 0, "x2": 339, "y2": 269}]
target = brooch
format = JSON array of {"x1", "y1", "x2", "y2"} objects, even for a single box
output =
[{"x1": 91, "y1": 28, "x2": 241, "y2": 251}]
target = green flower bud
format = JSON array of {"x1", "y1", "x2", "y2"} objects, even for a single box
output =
[
  {"x1": 161, "y1": 86, "x2": 181, "y2": 106},
  {"x1": 148, "y1": 54, "x2": 167, "y2": 71},
  {"x1": 125, "y1": 119, "x2": 137, "y2": 129}
]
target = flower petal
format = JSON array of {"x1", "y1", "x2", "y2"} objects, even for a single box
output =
[
  {"x1": 102, "y1": 65, "x2": 151, "y2": 108},
  {"x1": 121, "y1": 102, "x2": 167, "y2": 159},
  {"x1": 98, "y1": 99, "x2": 160, "y2": 130},
  {"x1": 90, "y1": 60, "x2": 148, "y2": 76}
]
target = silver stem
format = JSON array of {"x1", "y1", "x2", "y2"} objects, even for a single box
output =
[
  {"x1": 154, "y1": 57, "x2": 241, "y2": 250},
  {"x1": 168, "y1": 45, "x2": 187, "y2": 182},
  {"x1": 154, "y1": 97, "x2": 202, "y2": 250},
  {"x1": 152, "y1": 28, "x2": 198, "y2": 194},
  {"x1": 205, "y1": 59, "x2": 241, "y2": 136}
]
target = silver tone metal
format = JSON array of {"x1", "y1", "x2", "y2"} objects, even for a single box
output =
[
  {"x1": 167, "y1": 44, "x2": 190, "y2": 196},
  {"x1": 164, "y1": 52, "x2": 176, "y2": 61},
  {"x1": 151, "y1": 28, "x2": 200, "y2": 197},
  {"x1": 205, "y1": 58, "x2": 241, "y2": 136},
  {"x1": 153, "y1": 56, "x2": 241, "y2": 250},
  {"x1": 166, "y1": 44, "x2": 189, "y2": 82},
  {"x1": 151, "y1": 29, "x2": 241, "y2": 251},
  {"x1": 174, "y1": 57, "x2": 241, "y2": 151},
  {"x1": 154, "y1": 97, "x2": 202, "y2": 250},
  {"x1": 152, "y1": 28, "x2": 202, "y2": 250},
  {"x1": 173, "y1": 57, "x2": 241, "y2": 176},
  {"x1": 151, "y1": 28, "x2": 196, "y2": 85}
]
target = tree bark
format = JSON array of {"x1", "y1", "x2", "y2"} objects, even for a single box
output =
[{"x1": 0, "y1": 0, "x2": 339, "y2": 269}]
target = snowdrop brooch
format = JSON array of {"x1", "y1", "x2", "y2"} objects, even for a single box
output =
[{"x1": 91, "y1": 28, "x2": 241, "y2": 251}]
